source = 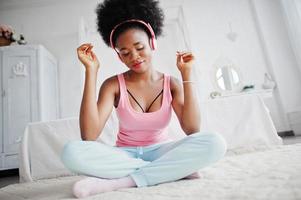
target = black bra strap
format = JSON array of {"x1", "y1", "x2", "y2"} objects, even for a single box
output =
[
  {"x1": 127, "y1": 89, "x2": 163, "y2": 113},
  {"x1": 127, "y1": 89, "x2": 145, "y2": 112},
  {"x1": 145, "y1": 89, "x2": 163, "y2": 112}
]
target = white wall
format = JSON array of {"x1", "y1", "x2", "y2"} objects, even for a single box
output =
[
  {"x1": 0, "y1": 0, "x2": 300, "y2": 132},
  {"x1": 0, "y1": 0, "x2": 97, "y2": 118},
  {"x1": 280, "y1": 0, "x2": 301, "y2": 77},
  {"x1": 181, "y1": 0, "x2": 269, "y2": 97},
  {"x1": 250, "y1": 0, "x2": 301, "y2": 130},
  {"x1": 178, "y1": 0, "x2": 301, "y2": 131}
]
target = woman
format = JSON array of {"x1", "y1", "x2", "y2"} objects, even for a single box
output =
[{"x1": 61, "y1": 0, "x2": 227, "y2": 198}]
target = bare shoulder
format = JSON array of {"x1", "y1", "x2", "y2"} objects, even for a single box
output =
[
  {"x1": 169, "y1": 76, "x2": 182, "y2": 93},
  {"x1": 100, "y1": 75, "x2": 119, "y2": 93}
]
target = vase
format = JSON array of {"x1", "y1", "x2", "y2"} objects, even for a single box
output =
[
  {"x1": 0, "y1": 37, "x2": 12, "y2": 46},
  {"x1": 262, "y1": 73, "x2": 276, "y2": 89}
]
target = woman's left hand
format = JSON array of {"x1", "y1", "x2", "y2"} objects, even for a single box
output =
[{"x1": 176, "y1": 51, "x2": 195, "y2": 74}]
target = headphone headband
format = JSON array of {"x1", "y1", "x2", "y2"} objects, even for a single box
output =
[{"x1": 109, "y1": 19, "x2": 156, "y2": 49}]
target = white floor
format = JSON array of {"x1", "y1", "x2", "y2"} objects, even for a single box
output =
[
  {"x1": 0, "y1": 176, "x2": 19, "y2": 189},
  {"x1": 0, "y1": 135, "x2": 301, "y2": 189},
  {"x1": 282, "y1": 135, "x2": 301, "y2": 145}
]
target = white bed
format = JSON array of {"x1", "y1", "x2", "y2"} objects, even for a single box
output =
[{"x1": 1, "y1": 95, "x2": 300, "y2": 200}]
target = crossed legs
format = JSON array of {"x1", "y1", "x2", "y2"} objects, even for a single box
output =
[{"x1": 61, "y1": 132, "x2": 227, "y2": 198}]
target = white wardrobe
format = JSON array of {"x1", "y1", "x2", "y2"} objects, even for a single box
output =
[{"x1": 0, "y1": 45, "x2": 59, "y2": 170}]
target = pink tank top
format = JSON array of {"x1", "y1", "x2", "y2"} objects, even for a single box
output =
[{"x1": 115, "y1": 73, "x2": 173, "y2": 147}]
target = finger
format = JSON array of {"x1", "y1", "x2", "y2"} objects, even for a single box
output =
[
  {"x1": 176, "y1": 54, "x2": 183, "y2": 64},
  {"x1": 77, "y1": 46, "x2": 89, "y2": 54},
  {"x1": 90, "y1": 51, "x2": 95, "y2": 60},
  {"x1": 81, "y1": 43, "x2": 92, "y2": 47},
  {"x1": 77, "y1": 45, "x2": 91, "y2": 58},
  {"x1": 176, "y1": 51, "x2": 191, "y2": 56},
  {"x1": 84, "y1": 45, "x2": 92, "y2": 55},
  {"x1": 86, "y1": 45, "x2": 93, "y2": 54},
  {"x1": 77, "y1": 43, "x2": 92, "y2": 51},
  {"x1": 182, "y1": 54, "x2": 194, "y2": 60},
  {"x1": 183, "y1": 55, "x2": 194, "y2": 63},
  {"x1": 91, "y1": 51, "x2": 98, "y2": 61},
  {"x1": 78, "y1": 43, "x2": 91, "y2": 49},
  {"x1": 86, "y1": 46, "x2": 95, "y2": 59},
  {"x1": 176, "y1": 51, "x2": 184, "y2": 56},
  {"x1": 181, "y1": 53, "x2": 194, "y2": 59},
  {"x1": 180, "y1": 52, "x2": 192, "y2": 57}
]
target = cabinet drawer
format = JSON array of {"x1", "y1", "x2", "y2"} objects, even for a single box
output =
[{"x1": 3, "y1": 153, "x2": 19, "y2": 169}]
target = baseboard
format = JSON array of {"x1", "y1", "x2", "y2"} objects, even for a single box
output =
[
  {"x1": 0, "y1": 168, "x2": 19, "y2": 177},
  {"x1": 287, "y1": 109, "x2": 301, "y2": 136},
  {"x1": 278, "y1": 130, "x2": 295, "y2": 137}
]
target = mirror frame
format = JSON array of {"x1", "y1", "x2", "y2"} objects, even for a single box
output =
[{"x1": 212, "y1": 64, "x2": 243, "y2": 93}]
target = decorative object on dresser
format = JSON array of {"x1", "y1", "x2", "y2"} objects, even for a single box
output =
[
  {"x1": 262, "y1": 72, "x2": 276, "y2": 90},
  {"x1": 0, "y1": 44, "x2": 59, "y2": 171},
  {"x1": 0, "y1": 24, "x2": 27, "y2": 46}
]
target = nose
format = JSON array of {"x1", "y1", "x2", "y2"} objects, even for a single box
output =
[{"x1": 130, "y1": 49, "x2": 140, "y2": 60}]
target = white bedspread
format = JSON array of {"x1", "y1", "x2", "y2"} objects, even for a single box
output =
[
  {"x1": 1, "y1": 143, "x2": 301, "y2": 200},
  {"x1": 18, "y1": 94, "x2": 283, "y2": 183}
]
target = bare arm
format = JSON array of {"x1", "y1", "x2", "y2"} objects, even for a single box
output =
[
  {"x1": 77, "y1": 43, "x2": 115, "y2": 141},
  {"x1": 171, "y1": 52, "x2": 201, "y2": 135}
]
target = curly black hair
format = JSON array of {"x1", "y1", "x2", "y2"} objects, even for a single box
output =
[{"x1": 95, "y1": 0, "x2": 164, "y2": 47}]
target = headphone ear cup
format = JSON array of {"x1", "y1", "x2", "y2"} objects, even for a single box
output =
[{"x1": 150, "y1": 37, "x2": 157, "y2": 50}]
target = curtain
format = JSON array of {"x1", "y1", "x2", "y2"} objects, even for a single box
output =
[{"x1": 280, "y1": 0, "x2": 301, "y2": 76}]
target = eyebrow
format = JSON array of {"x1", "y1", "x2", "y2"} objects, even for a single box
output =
[{"x1": 118, "y1": 42, "x2": 143, "y2": 51}]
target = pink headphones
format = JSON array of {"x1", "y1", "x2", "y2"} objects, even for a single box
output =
[{"x1": 109, "y1": 19, "x2": 157, "y2": 51}]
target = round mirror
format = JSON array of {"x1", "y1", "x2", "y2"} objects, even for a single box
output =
[{"x1": 215, "y1": 66, "x2": 241, "y2": 91}]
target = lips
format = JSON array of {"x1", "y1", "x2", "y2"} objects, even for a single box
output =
[{"x1": 132, "y1": 60, "x2": 145, "y2": 68}]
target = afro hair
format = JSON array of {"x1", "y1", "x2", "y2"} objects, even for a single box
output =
[{"x1": 95, "y1": 0, "x2": 164, "y2": 47}]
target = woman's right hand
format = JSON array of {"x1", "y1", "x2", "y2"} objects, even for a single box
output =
[{"x1": 77, "y1": 43, "x2": 100, "y2": 72}]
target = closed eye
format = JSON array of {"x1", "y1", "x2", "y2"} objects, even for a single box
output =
[
  {"x1": 118, "y1": 43, "x2": 145, "y2": 57},
  {"x1": 122, "y1": 53, "x2": 129, "y2": 56},
  {"x1": 120, "y1": 50, "x2": 129, "y2": 56},
  {"x1": 135, "y1": 43, "x2": 145, "y2": 50}
]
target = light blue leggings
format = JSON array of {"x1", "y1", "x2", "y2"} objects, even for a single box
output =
[{"x1": 61, "y1": 131, "x2": 227, "y2": 187}]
